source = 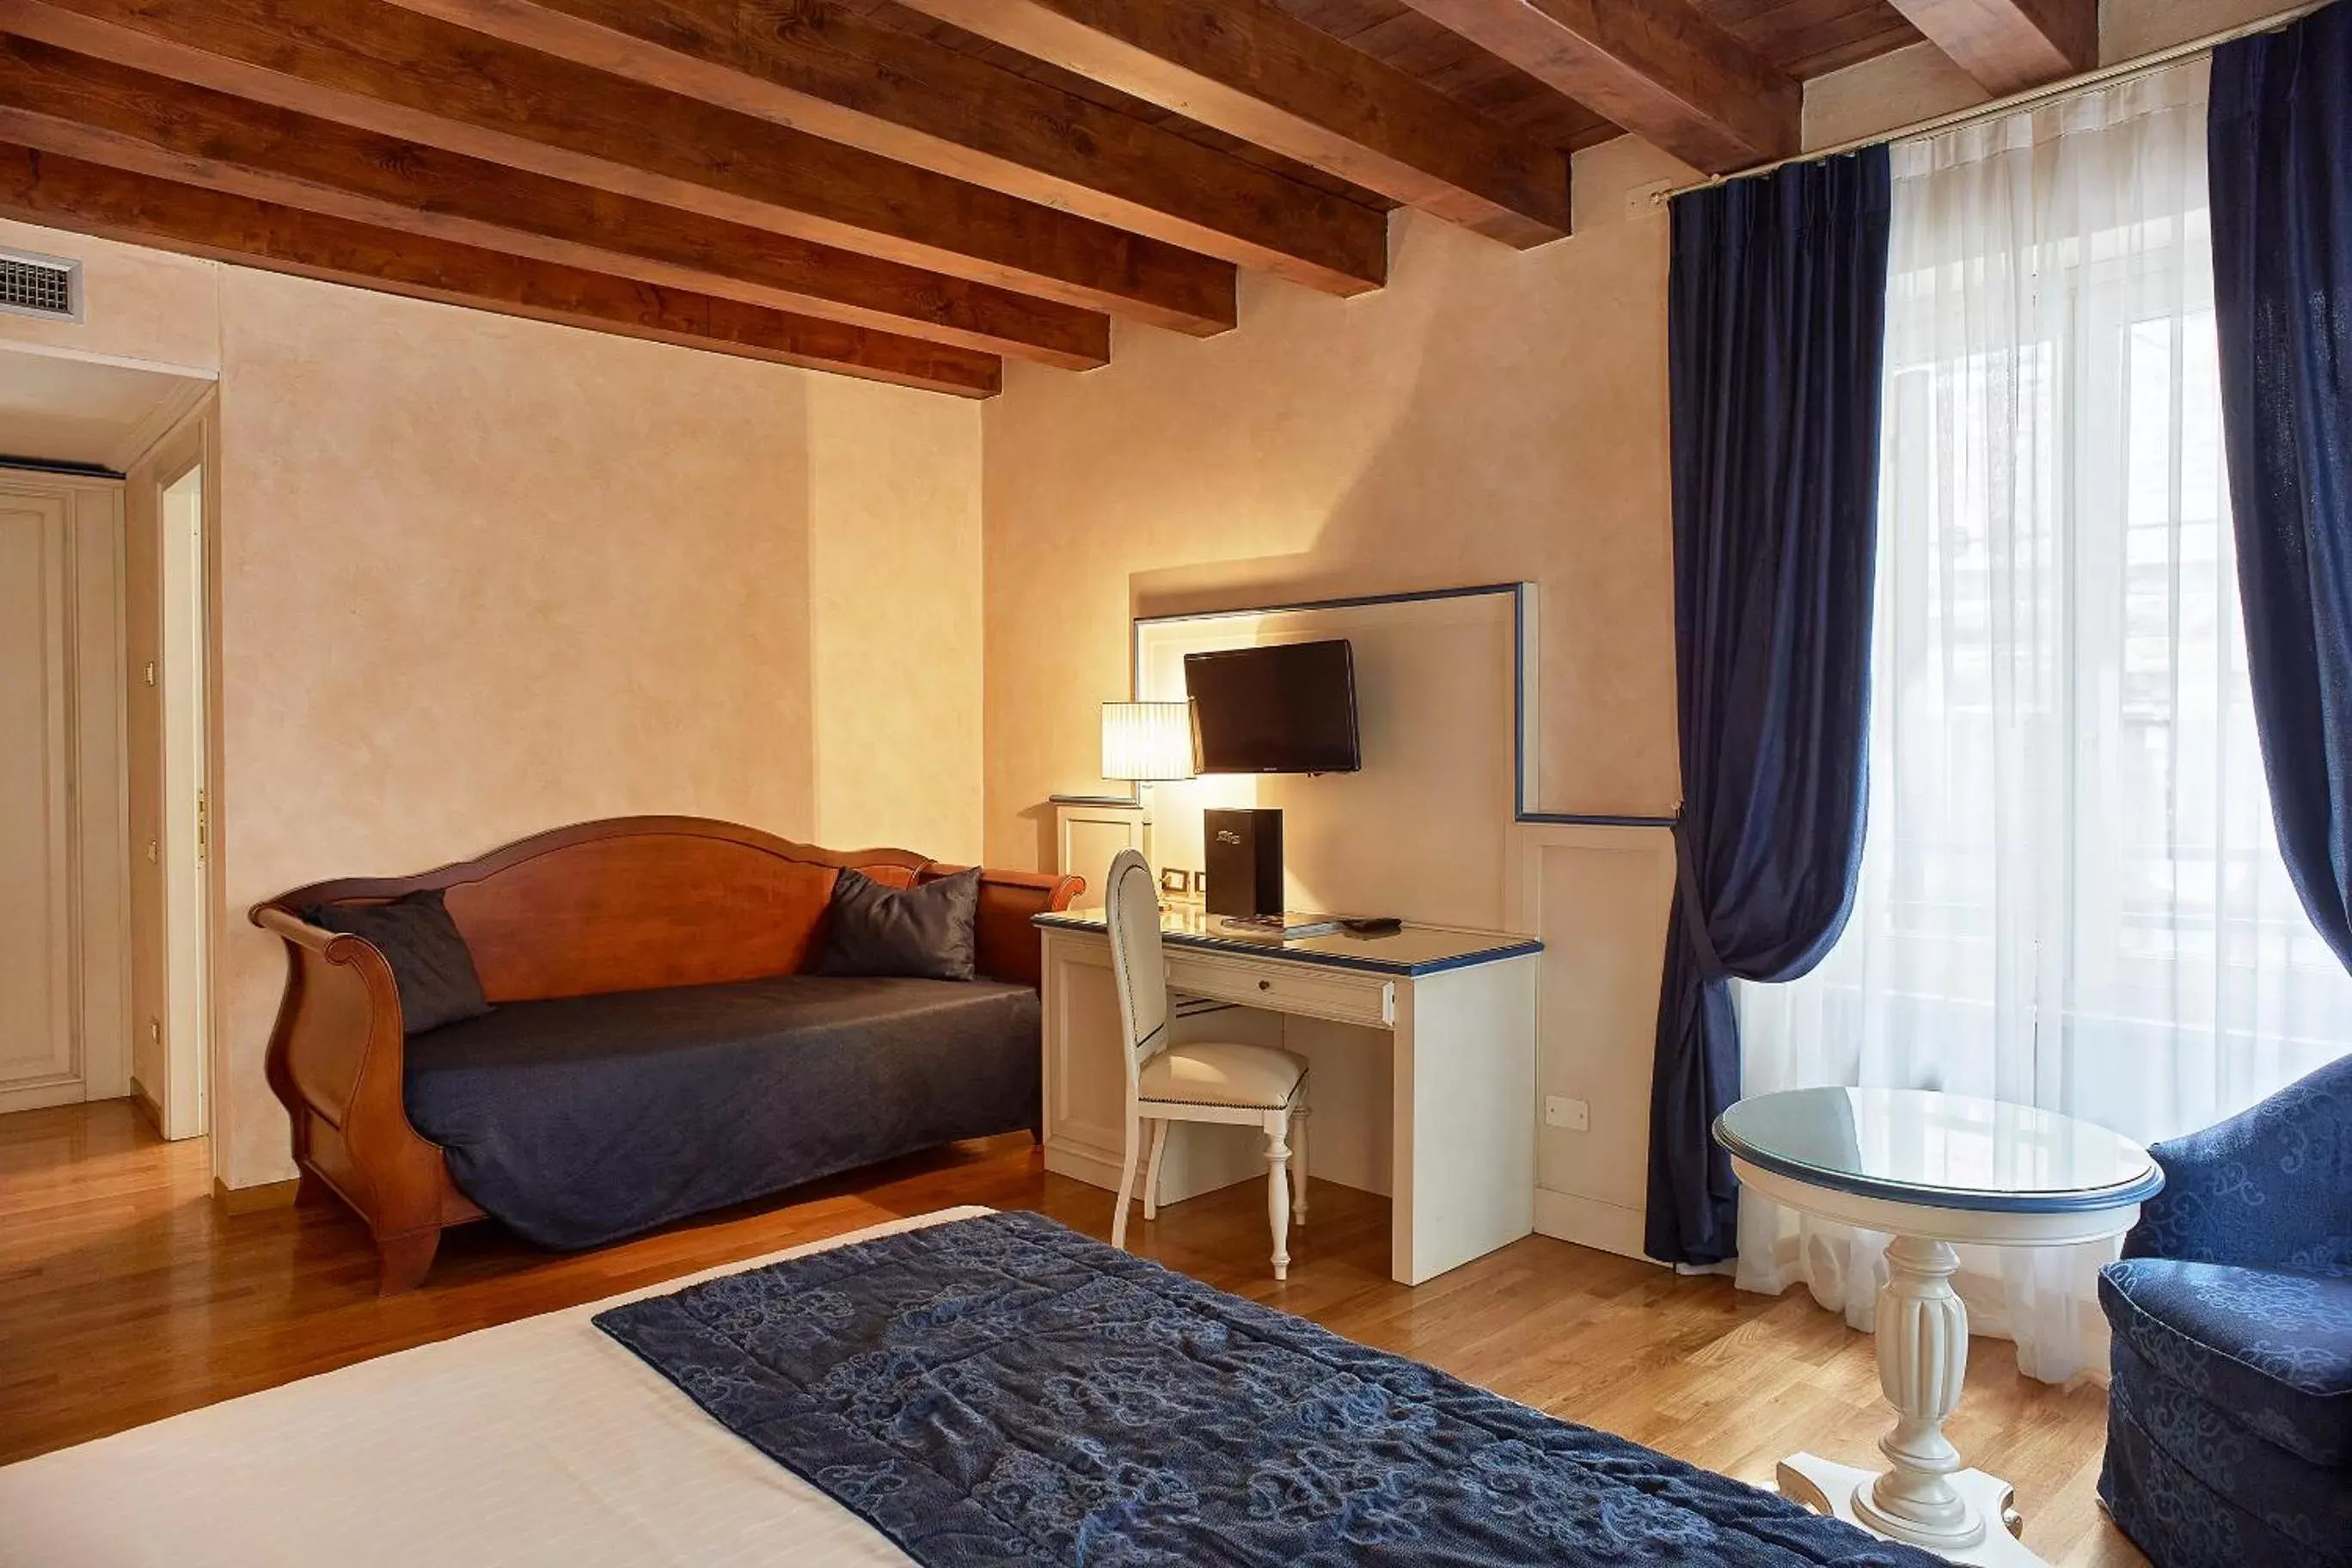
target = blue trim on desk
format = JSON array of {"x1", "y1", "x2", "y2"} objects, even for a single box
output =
[
  {"x1": 1032, "y1": 910, "x2": 1542, "y2": 978},
  {"x1": 1712, "y1": 1115, "x2": 2168, "y2": 1215},
  {"x1": 1124, "y1": 582, "x2": 1682, "y2": 830}
]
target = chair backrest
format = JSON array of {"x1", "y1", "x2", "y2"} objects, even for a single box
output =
[
  {"x1": 2126, "y1": 1050, "x2": 2352, "y2": 1277},
  {"x1": 1103, "y1": 848, "x2": 1170, "y2": 1102}
]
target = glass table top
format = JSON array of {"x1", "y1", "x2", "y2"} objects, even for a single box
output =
[
  {"x1": 1714, "y1": 1087, "x2": 2163, "y2": 1214},
  {"x1": 1033, "y1": 904, "x2": 1541, "y2": 977}
]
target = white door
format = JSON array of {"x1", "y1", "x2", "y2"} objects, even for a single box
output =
[
  {"x1": 158, "y1": 459, "x2": 208, "y2": 1138},
  {"x1": 0, "y1": 488, "x2": 79, "y2": 1109}
]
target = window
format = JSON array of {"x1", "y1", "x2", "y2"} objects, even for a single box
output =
[{"x1": 1736, "y1": 63, "x2": 2352, "y2": 1381}]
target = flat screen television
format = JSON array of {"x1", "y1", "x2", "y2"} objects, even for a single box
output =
[{"x1": 1183, "y1": 639, "x2": 1361, "y2": 775}]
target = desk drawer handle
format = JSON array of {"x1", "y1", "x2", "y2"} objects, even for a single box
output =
[{"x1": 1258, "y1": 979, "x2": 1272, "y2": 991}]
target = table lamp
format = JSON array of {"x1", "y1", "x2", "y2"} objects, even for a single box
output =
[
  {"x1": 1101, "y1": 700, "x2": 1199, "y2": 871},
  {"x1": 1101, "y1": 700, "x2": 1200, "y2": 786}
]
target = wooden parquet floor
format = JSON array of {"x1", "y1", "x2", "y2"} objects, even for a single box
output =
[{"x1": 0, "y1": 1100, "x2": 2146, "y2": 1565}]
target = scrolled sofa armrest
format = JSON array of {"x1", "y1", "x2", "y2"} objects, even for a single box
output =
[
  {"x1": 253, "y1": 903, "x2": 397, "y2": 980},
  {"x1": 252, "y1": 901, "x2": 411, "y2": 1127},
  {"x1": 2122, "y1": 1053, "x2": 2352, "y2": 1278},
  {"x1": 251, "y1": 898, "x2": 477, "y2": 1291}
]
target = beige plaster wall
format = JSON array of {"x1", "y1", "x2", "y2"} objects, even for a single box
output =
[
  {"x1": 808, "y1": 377, "x2": 985, "y2": 864},
  {"x1": 210, "y1": 270, "x2": 983, "y2": 1187},
  {"x1": 978, "y1": 141, "x2": 1694, "y2": 1254},
  {"x1": 981, "y1": 136, "x2": 1694, "y2": 873},
  {"x1": 2, "y1": 226, "x2": 986, "y2": 1191}
]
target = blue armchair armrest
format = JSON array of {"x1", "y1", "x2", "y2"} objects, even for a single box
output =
[{"x1": 2120, "y1": 1053, "x2": 2352, "y2": 1278}]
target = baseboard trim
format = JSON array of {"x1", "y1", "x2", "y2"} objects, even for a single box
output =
[
  {"x1": 1534, "y1": 1187, "x2": 1658, "y2": 1265},
  {"x1": 1043, "y1": 1141, "x2": 1126, "y2": 1193},
  {"x1": 131, "y1": 1080, "x2": 163, "y2": 1133},
  {"x1": 212, "y1": 1176, "x2": 298, "y2": 1215},
  {"x1": 0, "y1": 1077, "x2": 89, "y2": 1116}
]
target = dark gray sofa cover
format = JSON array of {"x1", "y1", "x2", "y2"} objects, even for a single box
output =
[{"x1": 402, "y1": 974, "x2": 1040, "y2": 1249}]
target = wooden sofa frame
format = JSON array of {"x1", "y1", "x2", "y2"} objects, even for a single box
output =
[{"x1": 253, "y1": 815, "x2": 1081, "y2": 1294}]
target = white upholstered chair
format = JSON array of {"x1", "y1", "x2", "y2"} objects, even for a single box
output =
[{"x1": 1102, "y1": 848, "x2": 1309, "y2": 1279}]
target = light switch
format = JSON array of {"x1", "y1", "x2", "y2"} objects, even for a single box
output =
[{"x1": 1544, "y1": 1096, "x2": 1591, "y2": 1132}]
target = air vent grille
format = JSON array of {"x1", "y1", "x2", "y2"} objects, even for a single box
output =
[{"x1": 0, "y1": 249, "x2": 80, "y2": 322}]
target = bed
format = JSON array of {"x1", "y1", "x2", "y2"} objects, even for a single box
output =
[
  {"x1": 0, "y1": 1211, "x2": 975, "y2": 1567},
  {"x1": 0, "y1": 1208, "x2": 1935, "y2": 1566}
]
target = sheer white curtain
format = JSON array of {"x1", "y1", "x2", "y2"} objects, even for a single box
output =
[{"x1": 1736, "y1": 59, "x2": 2352, "y2": 1384}]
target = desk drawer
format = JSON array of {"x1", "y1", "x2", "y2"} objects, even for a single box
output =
[{"x1": 1165, "y1": 952, "x2": 1394, "y2": 1029}]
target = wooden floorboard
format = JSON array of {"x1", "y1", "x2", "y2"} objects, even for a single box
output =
[{"x1": 0, "y1": 1100, "x2": 2145, "y2": 1565}]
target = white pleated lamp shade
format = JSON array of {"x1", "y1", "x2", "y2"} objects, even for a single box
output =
[{"x1": 1100, "y1": 701, "x2": 1201, "y2": 782}]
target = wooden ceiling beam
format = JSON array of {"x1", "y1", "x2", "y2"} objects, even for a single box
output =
[
  {"x1": 0, "y1": 141, "x2": 1001, "y2": 395},
  {"x1": 385, "y1": 0, "x2": 1390, "y2": 296},
  {"x1": 1390, "y1": 0, "x2": 1799, "y2": 174},
  {"x1": 0, "y1": 34, "x2": 1106, "y2": 368},
  {"x1": 0, "y1": 0, "x2": 1235, "y2": 334},
  {"x1": 887, "y1": 0, "x2": 1574, "y2": 247},
  {"x1": 1883, "y1": 0, "x2": 2096, "y2": 95}
]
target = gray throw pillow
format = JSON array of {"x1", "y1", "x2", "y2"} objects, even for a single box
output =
[
  {"x1": 816, "y1": 867, "x2": 980, "y2": 982},
  {"x1": 301, "y1": 889, "x2": 493, "y2": 1034}
]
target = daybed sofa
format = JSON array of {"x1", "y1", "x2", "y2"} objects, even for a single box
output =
[{"x1": 254, "y1": 816, "x2": 1081, "y2": 1293}]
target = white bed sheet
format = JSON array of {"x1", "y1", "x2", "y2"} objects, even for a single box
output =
[{"x1": 0, "y1": 1209, "x2": 1001, "y2": 1567}]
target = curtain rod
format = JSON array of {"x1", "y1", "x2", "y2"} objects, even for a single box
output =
[{"x1": 1651, "y1": 0, "x2": 2332, "y2": 206}]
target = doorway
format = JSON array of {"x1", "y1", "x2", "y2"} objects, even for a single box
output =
[{"x1": 0, "y1": 340, "x2": 217, "y2": 1158}]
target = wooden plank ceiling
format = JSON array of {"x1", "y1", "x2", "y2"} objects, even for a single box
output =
[{"x1": 0, "y1": 0, "x2": 2095, "y2": 395}]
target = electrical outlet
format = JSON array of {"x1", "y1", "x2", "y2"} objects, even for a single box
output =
[{"x1": 1544, "y1": 1096, "x2": 1591, "y2": 1132}]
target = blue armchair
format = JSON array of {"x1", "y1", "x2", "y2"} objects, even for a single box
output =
[{"x1": 2097, "y1": 1053, "x2": 2352, "y2": 1568}]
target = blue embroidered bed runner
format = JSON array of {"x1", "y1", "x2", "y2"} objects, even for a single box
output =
[{"x1": 594, "y1": 1210, "x2": 1935, "y2": 1566}]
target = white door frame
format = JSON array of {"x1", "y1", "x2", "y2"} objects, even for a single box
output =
[{"x1": 136, "y1": 405, "x2": 223, "y2": 1149}]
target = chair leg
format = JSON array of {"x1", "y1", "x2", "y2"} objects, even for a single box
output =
[
  {"x1": 1142, "y1": 1118, "x2": 1170, "y2": 1221},
  {"x1": 1264, "y1": 1111, "x2": 1293, "y2": 1282},
  {"x1": 1112, "y1": 1111, "x2": 1140, "y2": 1252},
  {"x1": 1289, "y1": 1106, "x2": 1308, "y2": 1227}
]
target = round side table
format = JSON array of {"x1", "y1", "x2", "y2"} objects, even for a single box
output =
[{"x1": 1714, "y1": 1087, "x2": 2162, "y2": 1568}]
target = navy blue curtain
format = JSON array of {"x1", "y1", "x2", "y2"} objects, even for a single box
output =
[
  {"x1": 2209, "y1": 5, "x2": 2352, "y2": 975},
  {"x1": 1648, "y1": 151, "x2": 1891, "y2": 1265}
]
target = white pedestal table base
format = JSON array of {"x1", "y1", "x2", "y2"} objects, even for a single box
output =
[
  {"x1": 1775, "y1": 1454, "x2": 2042, "y2": 1566},
  {"x1": 1767, "y1": 1234, "x2": 2052, "y2": 1564}
]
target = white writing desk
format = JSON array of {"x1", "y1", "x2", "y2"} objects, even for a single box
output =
[{"x1": 1033, "y1": 907, "x2": 1542, "y2": 1285}]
